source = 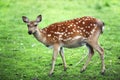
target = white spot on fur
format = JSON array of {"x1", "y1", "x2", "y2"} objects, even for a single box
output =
[
  {"x1": 71, "y1": 32, "x2": 73, "y2": 34},
  {"x1": 91, "y1": 28, "x2": 96, "y2": 34},
  {"x1": 74, "y1": 24, "x2": 76, "y2": 26},
  {"x1": 55, "y1": 32, "x2": 64, "y2": 35},
  {"x1": 80, "y1": 27, "x2": 84, "y2": 30},
  {"x1": 48, "y1": 34, "x2": 51, "y2": 37},
  {"x1": 90, "y1": 24, "x2": 93, "y2": 26},
  {"x1": 76, "y1": 22, "x2": 79, "y2": 24},
  {"x1": 72, "y1": 36, "x2": 81, "y2": 40},
  {"x1": 59, "y1": 35, "x2": 62, "y2": 38},
  {"x1": 85, "y1": 18, "x2": 88, "y2": 21},
  {"x1": 86, "y1": 31, "x2": 90, "y2": 34},
  {"x1": 68, "y1": 26, "x2": 70, "y2": 28},
  {"x1": 79, "y1": 20, "x2": 81, "y2": 23},
  {"x1": 64, "y1": 33, "x2": 67, "y2": 36},
  {"x1": 82, "y1": 21, "x2": 85, "y2": 24},
  {"x1": 68, "y1": 32, "x2": 71, "y2": 34},
  {"x1": 65, "y1": 29, "x2": 68, "y2": 32},
  {"x1": 77, "y1": 30, "x2": 79, "y2": 33},
  {"x1": 73, "y1": 29, "x2": 76, "y2": 32},
  {"x1": 83, "y1": 29, "x2": 86, "y2": 32},
  {"x1": 77, "y1": 26, "x2": 80, "y2": 28},
  {"x1": 88, "y1": 26, "x2": 90, "y2": 28}
]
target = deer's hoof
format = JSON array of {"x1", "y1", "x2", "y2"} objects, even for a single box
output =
[
  {"x1": 80, "y1": 69, "x2": 86, "y2": 73},
  {"x1": 64, "y1": 67, "x2": 67, "y2": 71},
  {"x1": 101, "y1": 71, "x2": 105, "y2": 75},
  {"x1": 48, "y1": 72, "x2": 54, "y2": 77}
]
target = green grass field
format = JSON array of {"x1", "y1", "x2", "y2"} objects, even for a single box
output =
[{"x1": 0, "y1": 0, "x2": 120, "y2": 80}]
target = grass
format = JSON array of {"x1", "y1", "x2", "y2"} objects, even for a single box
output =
[{"x1": 0, "y1": 0, "x2": 120, "y2": 80}]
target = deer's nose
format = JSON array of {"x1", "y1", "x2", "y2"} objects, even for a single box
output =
[{"x1": 28, "y1": 31, "x2": 32, "y2": 35}]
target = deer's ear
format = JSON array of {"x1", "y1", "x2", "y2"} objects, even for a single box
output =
[
  {"x1": 36, "y1": 15, "x2": 42, "y2": 23},
  {"x1": 22, "y1": 16, "x2": 29, "y2": 23}
]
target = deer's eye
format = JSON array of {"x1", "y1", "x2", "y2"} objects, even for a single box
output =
[{"x1": 34, "y1": 24, "x2": 37, "y2": 26}]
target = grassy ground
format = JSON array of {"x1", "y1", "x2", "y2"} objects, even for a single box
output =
[{"x1": 0, "y1": 0, "x2": 120, "y2": 80}]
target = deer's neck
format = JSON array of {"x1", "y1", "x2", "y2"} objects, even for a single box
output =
[{"x1": 33, "y1": 28, "x2": 46, "y2": 44}]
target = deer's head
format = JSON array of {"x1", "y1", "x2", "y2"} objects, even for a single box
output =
[{"x1": 22, "y1": 15, "x2": 42, "y2": 35}]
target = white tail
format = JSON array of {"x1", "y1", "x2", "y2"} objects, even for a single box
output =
[{"x1": 22, "y1": 15, "x2": 105, "y2": 76}]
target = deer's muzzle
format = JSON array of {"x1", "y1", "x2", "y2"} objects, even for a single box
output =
[{"x1": 28, "y1": 31, "x2": 32, "y2": 35}]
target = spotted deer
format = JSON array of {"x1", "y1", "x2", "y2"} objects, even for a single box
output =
[{"x1": 22, "y1": 15, "x2": 105, "y2": 76}]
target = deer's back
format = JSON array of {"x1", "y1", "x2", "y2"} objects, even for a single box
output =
[{"x1": 42, "y1": 16, "x2": 100, "y2": 44}]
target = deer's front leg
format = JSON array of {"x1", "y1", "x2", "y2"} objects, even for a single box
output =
[{"x1": 49, "y1": 44, "x2": 60, "y2": 76}]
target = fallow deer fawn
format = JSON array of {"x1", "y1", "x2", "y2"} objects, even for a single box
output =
[{"x1": 22, "y1": 15, "x2": 105, "y2": 76}]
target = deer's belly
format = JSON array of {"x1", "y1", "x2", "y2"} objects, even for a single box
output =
[
  {"x1": 63, "y1": 41, "x2": 86, "y2": 48},
  {"x1": 45, "y1": 36, "x2": 87, "y2": 49},
  {"x1": 62, "y1": 37, "x2": 86, "y2": 48}
]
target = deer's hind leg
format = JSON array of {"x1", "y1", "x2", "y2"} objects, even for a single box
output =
[
  {"x1": 80, "y1": 43, "x2": 94, "y2": 73},
  {"x1": 59, "y1": 47, "x2": 67, "y2": 71},
  {"x1": 88, "y1": 41, "x2": 105, "y2": 75}
]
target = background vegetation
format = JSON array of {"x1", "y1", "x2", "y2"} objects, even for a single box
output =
[{"x1": 0, "y1": 0, "x2": 120, "y2": 80}]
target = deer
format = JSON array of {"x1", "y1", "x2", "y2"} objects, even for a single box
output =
[{"x1": 22, "y1": 15, "x2": 105, "y2": 76}]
